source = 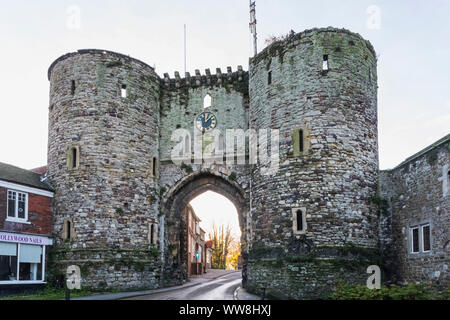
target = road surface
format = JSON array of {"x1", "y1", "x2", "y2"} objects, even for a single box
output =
[{"x1": 124, "y1": 271, "x2": 242, "y2": 300}]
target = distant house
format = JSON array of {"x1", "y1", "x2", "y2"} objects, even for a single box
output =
[
  {"x1": 185, "y1": 204, "x2": 206, "y2": 276},
  {"x1": 205, "y1": 240, "x2": 213, "y2": 270},
  {"x1": 0, "y1": 162, "x2": 54, "y2": 296}
]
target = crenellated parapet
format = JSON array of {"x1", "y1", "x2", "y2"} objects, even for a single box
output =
[{"x1": 162, "y1": 66, "x2": 248, "y2": 89}]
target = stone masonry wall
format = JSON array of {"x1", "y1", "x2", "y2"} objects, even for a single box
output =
[
  {"x1": 379, "y1": 135, "x2": 450, "y2": 287},
  {"x1": 159, "y1": 68, "x2": 249, "y2": 160},
  {"x1": 158, "y1": 67, "x2": 251, "y2": 286},
  {"x1": 47, "y1": 50, "x2": 161, "y2": 289}
]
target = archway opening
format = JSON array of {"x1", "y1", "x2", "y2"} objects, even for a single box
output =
[
  {"x1": 188, "y1": 191, "x2": 241, "y2": 276},
  {"x1": 161, "y1": 172, "x2": 248, "y2": 287}
]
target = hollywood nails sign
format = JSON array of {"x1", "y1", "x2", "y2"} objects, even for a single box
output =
[{"x1": 0, "y1": 232, "x2": 53, "y2": 246}]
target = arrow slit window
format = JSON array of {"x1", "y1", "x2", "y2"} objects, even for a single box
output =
[
  {"x1": 299, "y1": 129, "x2": 304, "y2": 153},
  {"x1": 67, "y1": 146, "x2": 80, "y2": 170},
  {"x1": 292, "y1": 208, "x2": 307, "y2": 235}
]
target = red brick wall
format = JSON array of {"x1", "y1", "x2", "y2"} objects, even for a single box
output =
[{"x1": 0, "y1": 186, "x2": 52, "y2": 236}]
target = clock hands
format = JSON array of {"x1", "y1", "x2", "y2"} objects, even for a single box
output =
[{"x1": 196, "y1": 112, "x2": 217, "y2": 132}]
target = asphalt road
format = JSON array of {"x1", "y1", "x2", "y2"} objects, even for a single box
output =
[{"x1": 124, "y1": 271, "x2": 242, "y2": 300}]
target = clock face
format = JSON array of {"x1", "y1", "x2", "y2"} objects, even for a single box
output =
[{"x1": 195, "y1": 111, "x2": 217, "y2": 133}]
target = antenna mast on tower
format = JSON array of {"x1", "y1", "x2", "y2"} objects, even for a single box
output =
[
  {"x1": 249, "y1": 0, "x2": 257, "y2": 57},
  {"x1": 184, "y1": 24, "x2": 187, "y2": 74}
]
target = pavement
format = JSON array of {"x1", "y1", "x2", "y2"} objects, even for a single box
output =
[{"x1": 71, "y1": 269, "x2": 260, "y2": 300}]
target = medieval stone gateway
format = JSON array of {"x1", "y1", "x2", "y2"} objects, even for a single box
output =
[
  {"x1": 160, "y1": 170, "x2": 249, "y2": 287},
  {"x1": 45, "y1": 27, "x2": 449, "y2": 299}
]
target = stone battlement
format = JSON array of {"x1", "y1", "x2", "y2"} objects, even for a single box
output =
[
  {"x1": 251, "y1": 26, "x2": 377, "y2": 65},
  {"x1": 162, "y1": 66, "x2": 248, "y2": 88}
]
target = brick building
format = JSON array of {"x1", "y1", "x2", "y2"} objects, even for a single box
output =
[
  {"x1": 185, "y1": 205, "x2": 206, "y2": 276},
  {"x1": 0, "y1": 162, "x2": 54, "y2": 296}
]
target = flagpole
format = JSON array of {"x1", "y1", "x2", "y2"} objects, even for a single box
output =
[
  {"x1": 249, "y1": 0, "x2": 257, "y2": 57},
  {"x1": 184, "y1": 24, "x2": 187, "y2": 74}
]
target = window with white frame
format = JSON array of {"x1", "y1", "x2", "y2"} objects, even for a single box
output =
[
  {"x1": 7, "y1": 190, "x2": 28, "y2": 222},
  {"x1": 410, "y1": 224, "x2": 431, "y2": 254},
  {"x1": 0, "y1": 243, "x2": 45, "y2": 282},
  {"x1": 422, "y1": 224, "x2": 431, "y2": 252}
]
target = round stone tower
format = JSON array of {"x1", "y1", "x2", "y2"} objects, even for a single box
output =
[
  {"x1": 47, "y1": 49, "x2": 161, "y2": 290},
  {"x1": 247, "y1": 28, "x2": 379, "y2": 299}
]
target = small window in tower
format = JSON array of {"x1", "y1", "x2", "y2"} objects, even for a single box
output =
[
  {"x1": 72, "y1": 148, "x2": 77, "y2": 169},
  {"x1": 62, "y1": 218, "x2": 75, "y2": 240},
  {"x1": 422, "y1": 224, "x2": 431, "y2": 252},
  {"x1": 150, "y1": 223, "x2": 155, "y2": 245},
  {"x1": 71, "y1": 80, "x2": 76, "y2": 95},
  {"x1": 67, "y1": 220, "x2": 72, "y2": 240},
  {"x1": 323, "y1": 55, "x2": 329, "y2": 71},
  {"x1": 296, "y1": 210, "x2": 303, "y2": 232},
  {"x1": 67, "y1": 146, "x2": 80, "y2": 170},
  {"x1": 447, "y1": 170, "x2": 450, "y2": 186},
  {"x1": 268, "y1": 71, "x2": 272, "y2": 85},
  {"x1": 152, "y1": 157, "x2": 157, "y2": 177},
  {"x1": 299, "y1": 129, "x2": 304, "y2": 153},
  {"x1": 121, "y1": 84, "x2": 127, "y2": 98},
  {"x1": 203, "y1": 94, "x2": 212, "y2": 109},
  {"x1": 293, "y1": 127, "x2": 308, "y2": 157}
]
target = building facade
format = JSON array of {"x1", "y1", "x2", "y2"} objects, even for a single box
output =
[
  {"x1": 379, "y1": 135, "x2": 449, "y2": 287},
  {"x1": 0, "y1": 163, "x2": 54, "y2": 296},
  {"x1": 205, "y1": 240, "x2": 213, "y2": 271},
  {"x1": 185, "y1": 204, "x2": 206, "y2": 276},
  {"x1": 43, "y1": 27, "x2": 449, "y2": 299}
]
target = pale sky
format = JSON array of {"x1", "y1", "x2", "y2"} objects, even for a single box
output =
[
  {"x1": 0, "y1": 0, "x2": 448, "y2": 171},
  {"x1": 189, "y1": 191, "x2": 241, "y2": 241}
]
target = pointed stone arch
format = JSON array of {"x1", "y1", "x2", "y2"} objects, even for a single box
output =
[{"x1": 160, "y1": 169, "x2": 249, "y2": 286}]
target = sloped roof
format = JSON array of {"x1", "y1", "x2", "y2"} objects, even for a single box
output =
[
  {"x1": 0, "y1": 162, "x2": 54, "y2": 191},
  {"x1": 30, "y1": 166, "x2": 48, "y2": 175}
]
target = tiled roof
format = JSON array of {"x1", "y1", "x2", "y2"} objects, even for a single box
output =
[
  {"x1": 30, "y1": 166, "x2": 48, "y2": 175},
  {"x1": 0, "y1": 162, "x2": 54, "y2": 191}
]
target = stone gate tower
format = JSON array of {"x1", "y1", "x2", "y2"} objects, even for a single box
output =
[
  {"x1": 47, "y1": 50, "x2": 162, "y2": 289},
  {"x1": 247, "y1": 28, "x2": 379, "y2": 298}
]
